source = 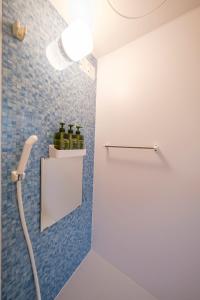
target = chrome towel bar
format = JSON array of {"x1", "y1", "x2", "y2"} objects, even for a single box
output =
[{"x1": 104, "y1": 144, "x2": 159, "y2": 152}]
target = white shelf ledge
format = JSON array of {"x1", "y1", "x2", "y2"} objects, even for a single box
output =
[{"x1": 49, "y1": 145, "x2": 86, "y2": 159}]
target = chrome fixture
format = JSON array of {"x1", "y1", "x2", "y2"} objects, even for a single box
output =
[{"x1": 105, "y1": 144, "x2": 159, "y2": 152}]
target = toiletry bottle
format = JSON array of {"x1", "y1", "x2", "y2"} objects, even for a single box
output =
[
  {"x1": 75, "y1": 125, "x2": 82, "y2": 149},
  {"x1": 72, "y1": 126, "x2": 78, "y2": 150},
  {"x1": 59, "y1": 122, "x2": 65, "y2": 150},
  {"x1": 54, "y1": 128, "x2": 60, "y2": 150},
  {"x1": 68, "y1": 124, "x2": 74, "y2": 149},
  {"x1": 72, "y1": 136, "x2": 78, "y2": 150},
  {"x1": 76, "y1": 125, "x2": 84, "y2": 149},
  {"x1": 54, "y1": 123, "x2": 65, "y2": 150},
  {"x1": 64, "y1": 130, "x2": 70, "y2": 150}
]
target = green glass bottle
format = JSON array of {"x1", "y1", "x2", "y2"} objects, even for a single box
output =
[
  {"x1": 76, "y1": 125, "x2": 84, "y2": 149},
  {"x1": 75, "y1": 125, "x2": 82, "y2": 149},
  {"x1": 64, "y1": 131, "x2": 70, "y2": 150},
  {"x1": 54, "y1": 131, "x2": 60, "y2": 150},
  {"x1": 68, "y1": 124, "x2": 74, "y2": 149},
  {"x1": 54, "y1": 123, "x2": 69, "y2": 150},
  {"x1": 72, "y1": 133, "x2": 78, "y2": 149},
  {"x1": 59, "y1": 122, "x2": 66, "y2": 150},
  {"x1": 54, "y1": 123, "x2": 64, "y2": 150}
]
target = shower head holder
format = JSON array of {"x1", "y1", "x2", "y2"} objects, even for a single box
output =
[
  {"x1": 12, "y1": 20, "x2": 27, "y2": 41},
  {"x1": 11, "y1": 135, "x2": 38, "y2": 182},
  {"x1": 11, "y1": 170, "x2": 25, "y2": 182}
]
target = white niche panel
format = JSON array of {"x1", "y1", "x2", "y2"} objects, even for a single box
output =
[{"x1": 41, "y1": 149, "x2": 86, "y2": 231}]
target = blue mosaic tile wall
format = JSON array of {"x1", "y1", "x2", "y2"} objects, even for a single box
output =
[{"x1": 1, "y1": 0, "x2": 97, "y2": 299}]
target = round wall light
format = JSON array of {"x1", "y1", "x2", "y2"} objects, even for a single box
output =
[{"x1": 46, "y1": 19, "x2": 93, "y2": 71}]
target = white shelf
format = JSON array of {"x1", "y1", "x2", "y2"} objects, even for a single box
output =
[{"x1": 49, "y1": 145, "x2": 86, "y2": 159}]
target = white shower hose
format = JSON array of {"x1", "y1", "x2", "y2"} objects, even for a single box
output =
[{"x1": 16, "y1": 180, "x2": 41, "y2": 300}]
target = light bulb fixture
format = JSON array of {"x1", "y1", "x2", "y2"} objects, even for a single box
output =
[{"x1": 46, "y1": 19, "x2": 93, "y2": 71}]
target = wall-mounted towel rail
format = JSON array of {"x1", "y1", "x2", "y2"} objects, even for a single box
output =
[{"x1": 104, "y1": 144, "x2": 159, "y2": 152}]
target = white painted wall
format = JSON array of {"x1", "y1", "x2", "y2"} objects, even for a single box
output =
[
  {"x1": 56, "y1": 250, "x2": 158, "y2": 300},
  {"x1": 93, "y1": 7, "x2": 200, "y2": 300}
]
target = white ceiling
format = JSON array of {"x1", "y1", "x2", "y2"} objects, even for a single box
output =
[{"x1": 50, "y1": 0, "x2": 200, "y2": 58}]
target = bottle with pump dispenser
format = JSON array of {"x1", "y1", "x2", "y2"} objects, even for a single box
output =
[
  {"x1": 64, "y1": 128, "x2": 70, "y2": 150},
  {"x1": 67, "y1": 124, "x2": 74, "y2": 149},
  {"x1": 72, "y1": 130, "x2": 78, "y2": 149},
  {"x1": 76, "y1": 125, "x2": 84, "y2": 149},
  {"x1": 54, "y1": 123, "x2": 64, "y2": 150},
  {"x1": 54, "y1": 123, "x2": 69, "y2": 150}
]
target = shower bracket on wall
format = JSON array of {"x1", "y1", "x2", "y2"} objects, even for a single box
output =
[
  {"x1": 11, "y1": 170, "x2": 25, "y2": 182},
  {"x1": 12, "y1": 20, "x2": 27, "y2": 41}
]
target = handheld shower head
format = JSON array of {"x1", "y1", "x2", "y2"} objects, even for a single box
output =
[
  {"x1": 24, "y1": 135, "x2": 38, "y2": 146},
  {"x1": 17, "y1": 135, "x2": 38, "y2": 175},
  {"x1": 13, "y1": 135, "x2": 41, "y2": 299}
]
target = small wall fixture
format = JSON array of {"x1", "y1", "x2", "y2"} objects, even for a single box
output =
[
  {"x1": 12, "y1": 20, "x2": 27, "y2": 41},
  {"x1": 46, "y1": 19, "x2": 93, "y2": 71}
]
